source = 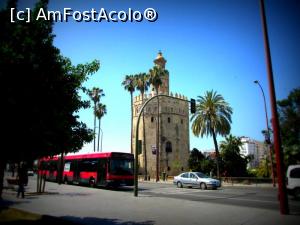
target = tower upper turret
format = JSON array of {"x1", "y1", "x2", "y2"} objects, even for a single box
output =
[
  {"x1": 151, "y1": 51, "x2": 169, "y2": 95},
  {"x1": 154, "y1": 51, "x2": 167, "y2": 69}
]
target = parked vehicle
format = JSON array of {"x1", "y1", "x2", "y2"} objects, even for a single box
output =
[
  {"x1": 173, "y1": 172, "x2": 221, "y2": 189},
  {"x1": 286, "y1": 164, "x2": 300, "y2": 198}
]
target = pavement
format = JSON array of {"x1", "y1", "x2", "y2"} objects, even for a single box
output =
[{"x1": 1, "y1": 175, "x2": 299, "y2": 225}]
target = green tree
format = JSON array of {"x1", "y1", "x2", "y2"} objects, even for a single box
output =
[
  {"x1": 95, "y1": 103, "x2": 107, "y2": 152},
  {"x1": 148, "y1": 66, "x2": 169, "y2": 181},
  {"x1": 277, "y1": 87, "x2": 300, "y2": 166},
  {"x1": 256, "y1": 158, "x2": 271, "y2": 178},
  {"x1": 219, "y1": 135, "x2": 248, "y2": 177},
  {"x1": 87, "y1": 88, "x2": 104, "y2": 152},
  {"x1": 191, "y1": 90, "x2": 232, "y2": 178},
  {"x1": 188, "y1": 148, "x2": 205, "y2": 171},
  {"x1": 135, "y1": 73, "x2": 149, "y2": 179},
  {"x1": 188, "y1": 148, "x2": 215, "y2": 175},
  {"x1": 0, "y1": 0, "x2": 99, "y2": 196},
  {"x1": 121, "y1": 75, "x2": 136, "y2": 154}
]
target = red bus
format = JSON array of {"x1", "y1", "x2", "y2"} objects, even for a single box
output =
[{"x1": 38, "y1": 152, "x2": 134, "y2": 187}]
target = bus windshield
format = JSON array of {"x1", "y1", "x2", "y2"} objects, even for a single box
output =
[{"x1": 110, "y1": 159, "x2": 133, "y2": 175}]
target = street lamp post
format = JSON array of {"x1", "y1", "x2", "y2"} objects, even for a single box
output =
[
  {"x1": 254, "y1": 80, "x2": 276, "y2": 187},
  {"x1": 259, "y1": 0, "x2": 289, "y2": 214}
]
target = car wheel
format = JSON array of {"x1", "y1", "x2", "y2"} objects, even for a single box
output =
[
  {"x1": 200, "y1": 182, "x2": 207, "y2": 190},
  {"x1": 294, "y1": 188, "x2": 300, "y2": 199},
  {"x1": 177, "y1": 181, "x2": 183, "y2": 188}
]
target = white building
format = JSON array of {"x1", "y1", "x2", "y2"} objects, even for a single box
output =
[{"x1": 240, "y1": 136, "x2": 268, "y2": 169}]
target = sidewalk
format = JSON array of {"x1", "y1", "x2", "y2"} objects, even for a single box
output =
[{"x1": 1, "y1": 176, "x2": 299, "y2": 225}]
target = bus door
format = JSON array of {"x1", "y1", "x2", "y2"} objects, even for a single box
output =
[
  {"x1": 48, "y1": 161, "x2": 57, "y2": 182},
  {"x1": 97, "y1": 159, "x2": 107, "y2": 185},
  {"x1": 72, "y1": 160, "x2": 81, "y2": 184}
]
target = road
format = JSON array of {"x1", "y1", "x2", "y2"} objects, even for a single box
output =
[
  {"x1": 139, "y1": 182, "x2": 300, "y2": 213},
  {"x1": 1, "y1": 175, "x2": 300, "y2": 225}
]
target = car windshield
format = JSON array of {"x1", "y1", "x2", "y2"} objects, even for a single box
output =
[
  {"x1": 195, "y1": 172, "x2": 209, "y2": 178},
  {"x1": 110, "y1": 159, "x2": 133, "y2": 175}
]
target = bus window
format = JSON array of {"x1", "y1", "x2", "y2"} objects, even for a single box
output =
[
  {"x1": 81, "y1": 159, "x2": 98, "y2": 172},
  {"x1": 110, "y1": 159, "x2": 133, "y2": 175},
  {"x1": 64, "y1": 161, "x2": 71, "y2": 172},
  {"x1": 70, "y1": 160, "x2": 76, "y2": 171}
]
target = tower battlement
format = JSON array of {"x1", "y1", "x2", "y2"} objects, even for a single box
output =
[{"x1": 133, "y1": 92, "x2": 188, "y2": 104}]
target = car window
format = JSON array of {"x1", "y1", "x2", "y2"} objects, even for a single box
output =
[
  {"x1": 195, "y1": 172, "x2": 208, "y2": 178},
  {"x1": 190, "y1": 173, "x2": 196, "y2": 179},
  {"x1": 181, "y1": 173, "x2": 188, "y2": 178},
  {"x1": 290, "y1": 168, "x2": 300, "y2": 178}
]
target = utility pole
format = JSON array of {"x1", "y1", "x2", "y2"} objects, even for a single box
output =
[{"x1": 259, "y1": 0, "x2": 289, "y2": 214}]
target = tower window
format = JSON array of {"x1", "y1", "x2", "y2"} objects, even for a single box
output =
[
  {"x1": 151, "y1": 117, "x2": 154, "y2": 122},
  {"x1": 168, "y1": 117, "x2": 171, "y2": 123},
  {"x1": 166, "y1": 141, "x2": 172, "y2": 153},
  {"x1": 181, "y1": 119, "x2": 183, "y2": 124}
]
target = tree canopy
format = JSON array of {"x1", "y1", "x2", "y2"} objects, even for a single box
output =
[
  {"x1": 188, "y1": 148, "x2": 215, "y2": 175},
  {"x1": 0, "y1": 0, "x2": 100, "y2": 162},
  {"x1": 219, "y1": 135, "x2": 248, "y2": 177},
  {"x1": 277, "y1": 87, "x2": 300, "y2": 165}
]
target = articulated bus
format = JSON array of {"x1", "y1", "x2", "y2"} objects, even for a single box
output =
[{"x1": 38, "y1": 152, "x2": 134, "y2": 187}]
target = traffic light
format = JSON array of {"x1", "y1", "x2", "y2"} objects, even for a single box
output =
[{"x1": 190, "y1": 98, "x2": 196, "y2": 113}]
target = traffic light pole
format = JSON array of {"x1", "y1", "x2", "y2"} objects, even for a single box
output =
[{"x1": 134, "y1": 94, "x2": 192, "y2": 197}]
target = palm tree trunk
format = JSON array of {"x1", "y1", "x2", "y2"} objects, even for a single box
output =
[
  {"x1": 93, "y1": 102, "x2": 96, "y2": 152},
  {"x1": 142, "y1": 93, "x2": 148, "y2": 180},
  {"x1": 130, "y1": 92, "x2": 133, "y2": 155},
  {"x1": 97, "y1": 118, "x2": 101, "y2": 152},
  {"x1": 156, "y1": 89, "x2": 160, "y2": 182},
  {"x1": 211, "y1": 129, "x2": 220, "y2": 179}
]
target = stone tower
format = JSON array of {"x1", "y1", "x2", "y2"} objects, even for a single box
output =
[{"x1": 132, "y1": 52, "x2": 190, "y2": 177}]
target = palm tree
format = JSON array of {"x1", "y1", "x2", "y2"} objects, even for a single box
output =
[
  {"x1": 220, "y1": 135, "x2": 242, "y2": 155},
  {"x1": 88, "y1": 87, "x2": 105, "y2": 152},
  {"x1": 148, "y1": 66, "x2": 169, "y2": 181},
  {"x1": 191, "y1": 90, "x2": 232, "y2": 179},
  {"x1": 95, "y1": 103, "x2": 107, "y2": 152},
  {"x1": 122, "y1": 75, "x2": 136, "y2": 154},
  {"x1": 135, "y1": 73, "x2": 149, "y2": 180}
]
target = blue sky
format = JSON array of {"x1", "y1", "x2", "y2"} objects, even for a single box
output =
[{"x1": 7, "y1": 0, "x2": 300, "y2": 153}]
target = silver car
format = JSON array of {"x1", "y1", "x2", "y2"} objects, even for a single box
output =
[{"x1": 173, "y1": 172, "x2": 221, "y2": 190}]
